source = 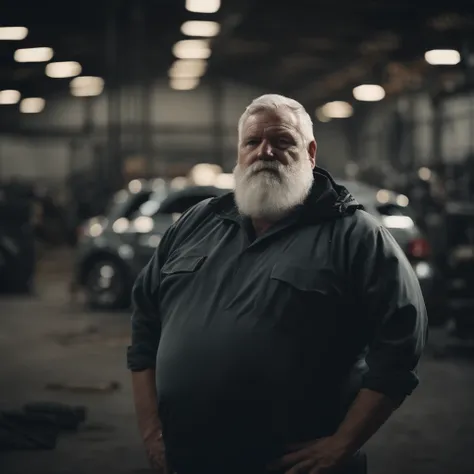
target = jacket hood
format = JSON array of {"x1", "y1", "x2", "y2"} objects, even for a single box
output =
[{"x1": 212, "y1": 166, "x2": 362, "y2": 223}]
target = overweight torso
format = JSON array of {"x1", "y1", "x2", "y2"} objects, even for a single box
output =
[{"x1": 155, "y1": 209, "x2": 370, "y2": 471}]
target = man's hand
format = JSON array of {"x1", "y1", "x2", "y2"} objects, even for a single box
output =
[
  {"x1": 144, "y1": 429, "x2": 167, "y2": 473},
  {"x1": 267, "y1": 436, "x2": 350, "y2": 474}
]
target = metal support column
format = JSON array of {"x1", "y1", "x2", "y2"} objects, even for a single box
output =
[
  {"x1": 212, "y1": 78, "x2": 225, "y2": 169},
  {"x1": 106, "y1": 0, "x2": 122, "y2": 191}
]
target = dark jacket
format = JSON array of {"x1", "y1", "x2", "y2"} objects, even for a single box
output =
[{"x1": 127, "y1": 167, "x2": 427, "y2": 474}]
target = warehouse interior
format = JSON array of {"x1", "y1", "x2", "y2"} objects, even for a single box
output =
[{"x1": 1, "y1": 1, "x2": 474, "y2": 473}]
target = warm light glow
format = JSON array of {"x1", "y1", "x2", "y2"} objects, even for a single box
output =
[
  {"x1": 169, "y1": 59, "x2": 207, "y2": 78},
  {"x1": 0, "y1": 27, "x2": 28, "y2": 40},
  {"x1": 315, "y1": 108, "x2": 331, "y2": 122},
  {"x1": 172, "y1": 40, "x2": 211, "y2": 59},
  {"x1": 170, "y1": 77, "x2": 200, "y2": 90},
  {"x1": 185, "y1": 0, "x2": 221, "y2": 13},
  {"x1": 321, "y1": 101, "x2": 353, "y2": 118},
  {"x1": 376, "y1": 189, "x2": 390, "y2": 204},
  {"x1": 396, "y1": 194, "x2": 409, "y2": 207},
  {"x1": 70, "y1": 76, "x2": 104, "y2": 96},
  {"x1": 214, "y1": 173, "x2": 235, "y2": 189},
  {"x1": 181, "y1": 21, "x2": 220, "y2": 37},
  {"x1": 353, "y1": 84, "x2": 386, "y2": 102},
  {"x1": 418, "y1": 167, "x2": 432, "y2": 181},
  {"x1": 20, "y1": 97, "x2": 45, "y2": 114},
  {"x1": 14, "y1": 47, "x2": 53, "y2": 62},
  {"x1": 0, "y1": 90, "x2": 21, "y2": 105},
  {"x1": 46, "y1": 61, "x2": 82, "y2": 78},
  {"x1": 424, "y1": 49, "x2": 461, "y2": 66}
]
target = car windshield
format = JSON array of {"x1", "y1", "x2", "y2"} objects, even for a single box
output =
[{"x1": 157, "y1": 193, "x2": 218, "y2": 215}]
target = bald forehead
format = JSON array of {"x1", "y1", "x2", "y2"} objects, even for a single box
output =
[{"x1": 241, "y1": 108, "x2": 303, "y2": 139}]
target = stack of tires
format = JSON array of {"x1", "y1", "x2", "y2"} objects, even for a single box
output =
[{"x1": 0, "y1": 187, "x2": 36, "y2": 293}]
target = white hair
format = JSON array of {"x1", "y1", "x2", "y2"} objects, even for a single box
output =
[{"x1": 237, "y1": 94, "x2": 315, "y2": 144}]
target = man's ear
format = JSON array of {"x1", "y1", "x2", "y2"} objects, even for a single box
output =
[{"x1": 308, "y1": 140, "x2": 317, "y2": 169}]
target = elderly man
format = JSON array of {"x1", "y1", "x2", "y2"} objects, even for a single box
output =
[{"x1": 128, "y1": 94, "x2": 427, "y2": 474}]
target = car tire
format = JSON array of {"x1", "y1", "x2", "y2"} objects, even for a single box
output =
[{"x1": 83, "y1": 258, "x2": 131, "y2": 310}]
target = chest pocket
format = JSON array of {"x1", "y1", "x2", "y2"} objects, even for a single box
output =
[
  {"x1": 270, "y1": 263, "x2": 342, "y2": 297},
  {"x1": 268, "y1": 263, "x2": 344, "y2": 335},
  {"x1": 161, "y1": 255, "x2": 207, "y2": 276}
]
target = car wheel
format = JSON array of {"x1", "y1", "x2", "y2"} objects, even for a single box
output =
[{"x1": 84, "y1": 259, "x2": 131, "y2": 310}]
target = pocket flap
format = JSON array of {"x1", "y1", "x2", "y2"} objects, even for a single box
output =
[
  {"x1": 162, "y1": 255, "x2": 206, "y2": 275},
  {"x1": 270, "y1": 263, "x2": 338, "y2": 295}
]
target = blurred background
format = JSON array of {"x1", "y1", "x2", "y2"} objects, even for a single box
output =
[{"x1": 1, "y1": 1, "x2": 474, "y2": 473}]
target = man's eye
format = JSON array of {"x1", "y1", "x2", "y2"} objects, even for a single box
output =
[{"x1": 246, "y1": 140, "x2": 259, "y2": 146}]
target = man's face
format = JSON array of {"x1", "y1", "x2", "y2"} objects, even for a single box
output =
[
  {"x1": 233, "y1": 109, "x2": 317, "y2": 221},
  {"x1": 237, "y1": 109, "x2": 316, "y2": 171}
]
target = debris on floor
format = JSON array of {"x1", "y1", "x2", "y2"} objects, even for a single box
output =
[
  {"x1": 44, "y1": 381, "x2": 121, "y2": 394},
  {"x1": 0, "y1": 402, "x2": 87, "y2": 451}
]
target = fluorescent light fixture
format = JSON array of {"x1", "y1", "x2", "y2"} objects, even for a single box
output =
[
  {"x1": 315, "y1": 107, "x2": 331, "y2": 122},
  {"x1": 0, "y1": 27, "x2": 28, "y2": 40},
  {"x1": 70, "y1": 76, "x2": 104, "y2": 96},
  {"x1": 353, "y1": 84, "x2": 386, "y2": 102},
  {"x1": 170, "y1": 77, "x2": 200, "y2": 90},
  {"x1": 0, "y1": 90, "x2": 21, "y2": 105},
  {"x1": 46, "y1": 61, "x2": 82, "y2": 78},
  {"x1": 172, "y1": 40, "x2": 211, "y2": 59},
  {"x1": 424, "y1": 49, "x2": 461, "y2": 65},
  {"x1": 181, "y1": 21, "x2": 220, "y2": 37},
  {"x1": 14, "y1": 47, "x2": 53, "y2": 63},
  {"x1": 321, "y1": 101, "x2": 353, "y2": 118},
  {"x1": 185, "y1": 0, "x2": 221, "y2": 13},
  {"x1": 20, "y1": 97, "x2": 45, "y2": 114},
  {"x1": 169, "y1": 59, "x2": 207, "y2": 78}
]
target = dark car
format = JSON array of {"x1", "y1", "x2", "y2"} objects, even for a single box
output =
[
  {"x1": 75, "y1": 185, "x2": 229, "y2": 309},
  {"x1": 442, "y1": 201, "x2": 474, "y2": 337},
  {"x1": 339, "y1": 179, "x2": 446, "y2": 326}
]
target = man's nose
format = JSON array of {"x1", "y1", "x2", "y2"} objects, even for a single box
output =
[{"x1": 257, "y1": 140, "x2": 274, "y2": 158}]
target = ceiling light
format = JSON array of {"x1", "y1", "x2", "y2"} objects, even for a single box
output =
[
  {"x1": 321, "y1": 101, "x2": 353, "y2": 119},
  {"x1": 70, "y1": 76, "x2": 104, "y2": 96},
  {"x1": 20, "y1": 98, "x2": 45, "y2": 114},
  {"x1": 315, "y1": 107, "x2": 331, "y2": 122},
  {"x1": 185, "y1": 0, "x2": 221, "y2": 13},
  {"x1": 172, "y1": 40, "x2": 211, "y2": 59},
  {"x1": 353, "y1": 84, "x2": 386, "y2": 102},
  {"x1": 181, "y1": 21, "x2": 221, "y2": 37},
  {"x1": 46, "y1": 61, "x2": 82, "y2": 78},
  {"x1": 0, "y1": 90, "x2": 21, "y2": 105},
  {"x1": 170, "y1": 77, "x2": 200, "y2": 91},
  {"x1": 424, "y1": 49, "x2": 461, "y2": 65},
  {"x1": 14, "y1": 47, "x2": 53, "y2": 63},
  {"x1": 0, "y1": 27, "x2": 28, "y2": 40},
  {"x1": 169, "y1": 59, "x2": 207, "y2": 78}
]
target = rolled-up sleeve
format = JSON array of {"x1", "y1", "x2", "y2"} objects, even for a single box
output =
[
  {"x1": 127, "y1": 227, "x2": 173, "y2": 371},
  {"x1": 356, "y1": 224, "x2": 428, "y2": 402}
]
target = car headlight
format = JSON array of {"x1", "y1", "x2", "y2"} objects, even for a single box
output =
[
  {"x1": 413, "y1": 261, "x2": 433, "y2": 279},
  {"x1": 138, "y1": 234, "x2": 162, "y2": 248}
]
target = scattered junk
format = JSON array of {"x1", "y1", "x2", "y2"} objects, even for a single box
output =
[
  {"x1": 45, "y1": 381, "x2": 121, "y2": 394},
  {"x1": 0, "y1": 402, "x2": 87, "y2": 451}
]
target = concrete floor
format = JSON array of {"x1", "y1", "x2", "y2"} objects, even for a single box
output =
[{"x1": 1, "y1": 250, "x2": 474, "y2": 474}]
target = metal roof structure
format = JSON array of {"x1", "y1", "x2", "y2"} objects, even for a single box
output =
[{"x1": 1, "y1": 0, "x2": 474, "y2": 113}]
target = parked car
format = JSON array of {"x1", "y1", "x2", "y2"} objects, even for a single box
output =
[
  {"x1": 339, "y1": 179, "x2": 446, "y2": 326},
  {"x1": 75, "y1": 185, "x2": 229, "y2": 309},
  {"x1": 0, "y1": 187, "x2": 36, "y2": 293},
  {"x1": 442, "y1": 201, "x2": 474, "y2": 337},
  {"x1": 75, "y1": 178, "x2": 445, "y2": 322}
]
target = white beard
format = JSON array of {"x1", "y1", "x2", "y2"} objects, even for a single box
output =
[{"x1": 233, "y1": 158, "x2": 314, "y2": 220}]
